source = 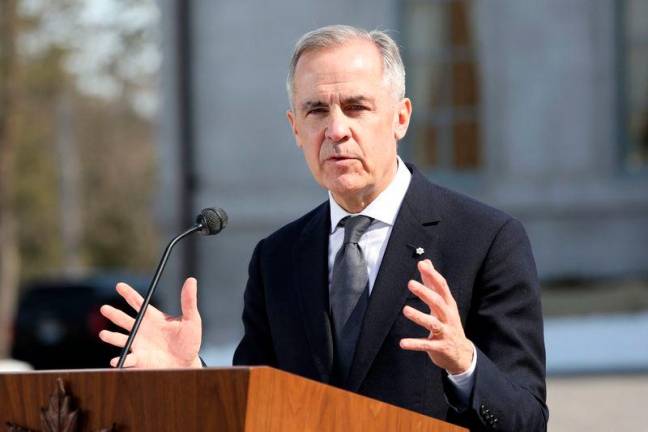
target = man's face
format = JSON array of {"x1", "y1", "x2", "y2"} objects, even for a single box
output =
[{"x1": 287, "y1": 39, "x2": 412, "y2": 212}]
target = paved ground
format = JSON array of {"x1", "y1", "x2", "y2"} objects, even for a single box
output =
[{"x1": 547, "y1": 374, "x2": 648, "y2": 431}]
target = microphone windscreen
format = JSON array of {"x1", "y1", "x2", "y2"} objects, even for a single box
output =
[{"x1": 197, "y1": 207, "x2": 228, "y2": 235}]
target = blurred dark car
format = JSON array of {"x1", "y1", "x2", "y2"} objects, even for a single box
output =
[{"x1": 11, "y1": 273, "x2": 150, "y2": 370}]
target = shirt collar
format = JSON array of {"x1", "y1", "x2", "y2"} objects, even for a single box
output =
[{"x1": 329, "y1": 156, "x2": 412, "y2": 234}]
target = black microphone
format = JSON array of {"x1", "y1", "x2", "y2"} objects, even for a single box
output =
[{"x1": 117, "y1": 207, "x2": 228, "y2": 368}]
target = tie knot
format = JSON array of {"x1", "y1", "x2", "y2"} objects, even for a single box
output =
[{"x1": 340, "y1": 215, "x2": 373, "y2": 245}]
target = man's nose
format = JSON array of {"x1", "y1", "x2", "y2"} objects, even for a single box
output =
[{"x1": 325, "y1": 110, "x2": 351, "y2": 143}]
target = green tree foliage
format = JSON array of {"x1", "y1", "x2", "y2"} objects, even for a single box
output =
[
  {"x1": 1, "y1": 0, "x2": 160, "y2": 357},
  {"x1": 0, "y1": 0, "x2": 20, "y2": 357},
  {"x1": 14, "y1": 47, "x2": 66, "y2": 277},
  {"x1": 11, "y1": 0, "x2": 160, "y2": 279},
  {"x1": 75, "y1": 95, "x2": 158, "y2": 270}
]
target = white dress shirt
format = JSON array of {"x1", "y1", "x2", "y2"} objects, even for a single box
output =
[
  {"x1": 327, "y1": 157, "x2": 476, "y2": 406},
  {"x1": 328, "y1": 156, "x2": 412, "y2": 294}
]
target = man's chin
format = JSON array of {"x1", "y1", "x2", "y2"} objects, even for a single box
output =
[
  {"x1": 326, "y1": 175, "x2": 365, "y2": 194},
  {"x1": 326, "y1": 177, "x2": 374, "y2": 207}
]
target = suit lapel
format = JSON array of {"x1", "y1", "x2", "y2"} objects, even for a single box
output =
[
  {"x1": 293, "y1": 203, "x2": 334, "y2": 382},
  {"x1": 345, "y1": 168, "x2": 442, "y2": 391}
]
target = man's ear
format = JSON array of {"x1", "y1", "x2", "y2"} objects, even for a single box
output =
[
  {"x1": 286, "y1": 109, "x2": 302, "y2": 148},
  {"x1": 394, "y1": 98, "x2": 412, "y2": 141}
]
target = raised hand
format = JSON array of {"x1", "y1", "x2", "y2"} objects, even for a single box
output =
[
  {"x1": 400, "y1": 259, "x2": 474, "y2": 374},
  {"x1": 99, "y1": 277, "x2": 203, "y2": 369}
]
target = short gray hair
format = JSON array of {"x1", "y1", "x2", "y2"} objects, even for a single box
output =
[{"x1": 286, "y1": 25, "x2": 406, "y2": 106}]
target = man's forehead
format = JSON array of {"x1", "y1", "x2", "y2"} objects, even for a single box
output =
[
  {"x1": 290, "y1": 40, "x2": 393, "y2": 109},
  {"x1": 292, "y1": 67, "x2": 386, "y2": 108},
  {"x1": 297, "y1": 38, "x2": 381, "y2": 67},
  {"x1": 293, "y1": 41, "x2": 383, "y2": 81}
]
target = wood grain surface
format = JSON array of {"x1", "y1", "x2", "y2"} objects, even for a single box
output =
[
  {"x1": 245, "y1": 367, "x2": 466, "y2": 432},
  {"x1": 0, "y1": 368, "x2": 250, "y2": 431},
  {"x1": 0, "y1": 367, "x2": 466, "y2": 431}
]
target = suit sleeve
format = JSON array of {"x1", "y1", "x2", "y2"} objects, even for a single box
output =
[
  {"x1": 445, "y1": 218, "x2": 548, "y2": 431},
  {"x1": 232, "y1": 239, "x2": 278, "y2": 366}
]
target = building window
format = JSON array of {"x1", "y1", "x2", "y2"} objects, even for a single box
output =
[
  {"x1": 402, "y1": 0, "x2": 481, "y2": 171},
  {"x1": 620, "y1": 0, "x2": 648, "y2": 171}
]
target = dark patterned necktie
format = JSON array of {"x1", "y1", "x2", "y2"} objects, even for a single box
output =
[{"x1": 330, "y1": 215, "x2": 373, "y2": 384}]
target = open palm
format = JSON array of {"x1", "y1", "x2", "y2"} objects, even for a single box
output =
[{"x1": 99, "y1": 277, "x2": 203, "y2": 368}]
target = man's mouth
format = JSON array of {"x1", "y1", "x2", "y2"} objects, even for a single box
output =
[{"x1": 326, "y1": 156, "x2": 357, "y2": 162}]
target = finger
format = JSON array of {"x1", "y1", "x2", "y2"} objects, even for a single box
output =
[
  {"x1": 116, "y1": 282, "x2": 163, "y2": 318},
  {"x1": 402, "y1": 305, "x2": 444, "y2": 336},
  {"x1": 110, "y1": 354, "x2": 137, "y2": 368},
  {"x1": 99, "y1": 329, "x2": 128, "y2": 348},
  {"x1": 408, "y1": 280, "x2": 447, "y2": 321},
  {"x1": 181, "y1": 277, "x2": 201, "y2": 321},
  {"x1": 418, "y1": 260, "x2": 455, "y2": 305},
  {"x1": 100, "y1": 305, "x2": 135, "y2": 331},
  {"x1": 116, "y1": 282, "x2": 145, "y2": 313},
  {"x1": 399, "y1": 337, "x2": 441, "y2": 352}
]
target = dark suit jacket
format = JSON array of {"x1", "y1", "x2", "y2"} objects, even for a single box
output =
[{"x1": 233, "y1": 164, "x2": 548, "y2": 431}]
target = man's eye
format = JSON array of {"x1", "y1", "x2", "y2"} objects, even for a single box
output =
[
  {"x1": 307, "y1": 108, "x2": 327, "y2": 115},
  {"x1": 348, "y1": 105, "x2": 368, "y2": 111}
]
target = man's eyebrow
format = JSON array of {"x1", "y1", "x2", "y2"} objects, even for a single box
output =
[
  {"x1": 300, "y1": 100, "x2": 328, "y2": 111},
  {"x1": 299, "y1": 96, "x2": 375, "y2": 112},
  {"x1": 341, "y1": 95, "x2": 373, "y2": 105}
]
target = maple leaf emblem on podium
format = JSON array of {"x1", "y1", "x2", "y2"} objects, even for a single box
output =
[{"x1": 6, "y1": 378, "x2": 116, "y2": 432}]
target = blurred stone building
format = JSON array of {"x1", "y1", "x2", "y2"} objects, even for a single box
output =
[{"x1": 155, "y1": 0, "x2": 648, "y2": 349}]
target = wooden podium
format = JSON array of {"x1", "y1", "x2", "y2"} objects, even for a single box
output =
[{"x1": 0, "y1": 367, "x2": 466, "y2": 431}]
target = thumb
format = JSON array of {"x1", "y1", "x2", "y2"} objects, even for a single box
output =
[{"x1": 180, "y1": 277, "x2": 200, "y2": 321}]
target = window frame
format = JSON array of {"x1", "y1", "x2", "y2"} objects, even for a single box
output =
[
  {"x1": 397, "y1": 0, "x2": 485, "y2": 192},
  {"x1": 615, "y1": 0, "x2": 648, "y2": 176}
]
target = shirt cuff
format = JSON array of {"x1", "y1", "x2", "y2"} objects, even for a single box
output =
[{"x1": 445, "y1": 342, "x2": 477, "y2": 406}]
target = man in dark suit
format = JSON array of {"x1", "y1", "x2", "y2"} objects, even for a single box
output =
[{"x1": 99, "y1": 25, "x2": 547, "y2": 431}]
